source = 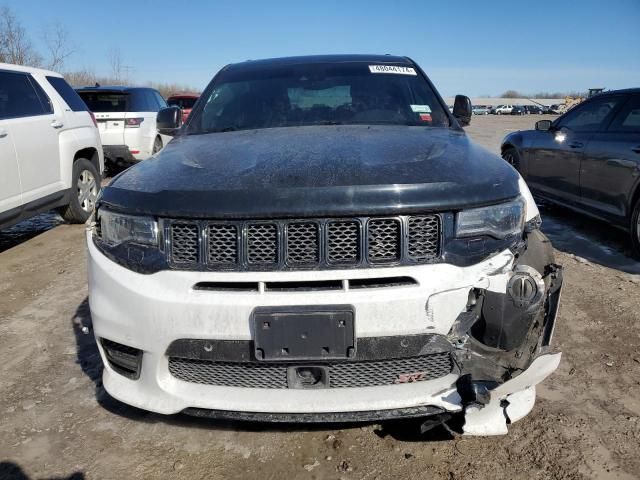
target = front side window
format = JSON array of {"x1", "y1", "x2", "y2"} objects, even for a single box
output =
[
  {"x1": 607, "y1": 95, "x2": 640, "y2": 133},
  {"x1": 187, "y1": 62, "x2": 449, "y2": 134},
  {"x1": 0, "y1": 71, "x2": 51, "y2": 119},
  {"x1": 558, "y1": 96, "x2": 624, "y2": 132}
]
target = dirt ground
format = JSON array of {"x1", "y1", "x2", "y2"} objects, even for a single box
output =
[{"x1": 1, "y1": 115, "x2": 639, "y2": 480}]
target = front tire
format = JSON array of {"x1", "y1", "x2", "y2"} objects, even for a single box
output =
[
  {"x1": 58, "y1": 158, "x2": 101, "y2": 223},
  {"x1": 502, "y1": 147, "x2": 522, "y2": 173},
  {"x1": 631, "y1": 200, "x2": 640, "y2": 258}
]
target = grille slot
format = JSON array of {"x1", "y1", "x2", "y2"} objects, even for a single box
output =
[
  {"x1": 408, "y1": 216, "x2": 440, "y2": 259},
  {"x1": 287, "y1": 222, "x2": 319, "y2": 264},
  {"x1": 247, "y1": 223, "x2": 278, "y2": 265},
  {"x1": 327, "y1": 221, "x2": 360, "y2": 264},
  {"x1": 168, "y1": 353, "x2": 452, "y2": 389},
  {"x1": 167, "y1": 215, "x2": 441, "y2": 271},
  {"x1": 349, "y1": 276, "x2": 417, "y2": 289},
  {"x1": 207, "y1": 224, "x2": 238, "y2": 265},
  {"x1": 367, "y1": 219, "x2": 401, "y2": 263},
  {"x1": 170, "y1": 223, "x2": 199, "y2": 263}
]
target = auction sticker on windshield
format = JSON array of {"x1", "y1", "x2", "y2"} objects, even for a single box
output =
[{"x1": 368, "y1": 65, "x2": 416, "y2": 75}]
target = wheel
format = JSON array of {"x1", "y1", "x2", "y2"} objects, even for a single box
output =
[
  {"x1": 152, "y1": 136, "x2": 163, "y2": 154},
  {"x1": 497, "y1": 111, "x2": 502, "y2": 115},
  {"x1": 631, "y1": 200, "x2": 640, "y2": 257},
  {"x1": 502, "y1": 147, "x2": 521, "y2": 172},
  {"x1": 58, "y1": 158, "x2": 101, "y2": 223}
]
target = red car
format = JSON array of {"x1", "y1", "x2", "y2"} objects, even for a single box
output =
[{"x1": 166, "y1": 93, "x2": 199, "y2": 122}]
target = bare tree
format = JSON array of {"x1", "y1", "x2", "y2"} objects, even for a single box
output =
[
  {"x1": 0, "y1": 6, "x2": 42, "y2": 66},
  {"x1": 43, "y1": 21, "x2": 73, "y2": 71},
  {"x1": 108, "y1": 46, "x2": 123, "y2": 82}
]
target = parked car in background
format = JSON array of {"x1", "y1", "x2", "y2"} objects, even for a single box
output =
[
  {"x1": 167, "y1": 93, "x2": 199, "y2": 123},
  {"x1": 76, "y1": 86, "x2": 169, "y2": 167},
  {"x1": 548, "y1": 104, "x2": 562, "y2": 114},
  {"x1": 492, "y1": 104, "x2": 514, "y2": 115},
  {"x1": 87, "y1": 54, "x2": 563, "y2": 435},
  {"x1": 523, "y1": 105, "x2": 543, "y2": 115},
  {"x1": 472, "y1": 105, "x2": 490, "y2": 115},
  {"x1": 511, "y1": 105, "x2": 526, "y2": 115},
  {"x1": 501, "y1": 88, "x2": 640, "y2": 254},
  {"x1": 0, "y1": 63, "x2": 103, "y2": 229}
]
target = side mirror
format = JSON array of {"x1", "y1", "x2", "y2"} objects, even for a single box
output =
[
  {"x1": 535, "y1": 120, "x2": 552, "y2": 131},
  {"x1": 157, "y1": 106, "x2": 182, "y2": 135},
  {"x1": 452, "y1": 94, "x2": 472, "y2": 126}
]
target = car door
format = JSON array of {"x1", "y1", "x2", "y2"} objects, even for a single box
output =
[
  {"x1": 580, "y1": 94, "x2": 640, "y2": 221},
  {"x1": 0, "y1": 116, "x2": 22, "y2": 220},
  {"x1": 1, "y1": 72, "x2": 63, "y2": 205},
  {"x1": 524, "y1": 95, "x2": 624, "y2": 205}
]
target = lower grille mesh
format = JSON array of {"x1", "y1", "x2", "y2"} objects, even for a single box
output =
[{"x1": 168, "y1": 353, "x2": 452, "y2": 389}]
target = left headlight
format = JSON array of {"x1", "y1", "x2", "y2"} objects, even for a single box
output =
[
  {"x1": 96, "y1": 209, "x2": 158, "y2": 246},
  {"x1": 456, "y1": 197, "x2": 525, "y2": 239}
]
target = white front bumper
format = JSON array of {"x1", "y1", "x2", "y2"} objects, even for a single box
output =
[{"x1": 87, "y1": 230, "x2": 557, "y2": 426}]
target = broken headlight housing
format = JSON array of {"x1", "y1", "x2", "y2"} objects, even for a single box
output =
[
  {"x1": 96, "y1": 209, "x2": 158, "y2": 246},
  {"x1": 456, "y1": 197, "x2": 525, "y2": 239}
]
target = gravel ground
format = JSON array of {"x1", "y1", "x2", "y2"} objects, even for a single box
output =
[{"x1": 1, "y1": 115, "x2": 639, "y2": 480}]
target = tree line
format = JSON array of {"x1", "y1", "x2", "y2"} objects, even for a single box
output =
[{"x1": 0, "y1": 6, "x2": 199, "y2": 97}]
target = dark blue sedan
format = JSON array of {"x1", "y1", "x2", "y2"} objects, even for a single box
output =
[{"x1": 501, "y1": 89, "x2": 640, "y2": 255}]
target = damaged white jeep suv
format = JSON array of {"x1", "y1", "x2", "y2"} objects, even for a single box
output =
[{"x1": 87, "y1": 55, "x2": 563, "y2": 435}]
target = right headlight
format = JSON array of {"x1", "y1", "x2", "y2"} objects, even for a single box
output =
[
  {"x1": 96, "y1": 208, "x2": 158, "y2": 246},
  {"x1": 456, "y1": 197, "x2": 525, "y2": 239}
]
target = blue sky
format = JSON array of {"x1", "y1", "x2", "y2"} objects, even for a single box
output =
[{"x1": 6, "y1": 0, "x2": 640, "y2": 96}]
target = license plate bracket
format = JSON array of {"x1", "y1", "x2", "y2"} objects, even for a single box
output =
[{"x1": 252, "y1": 305, "x2": 355, "y2": 361}]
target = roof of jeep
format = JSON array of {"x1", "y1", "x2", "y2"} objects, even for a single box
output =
[{"x1": 225, "y1": 54, "x2": 412, "y2": 72}]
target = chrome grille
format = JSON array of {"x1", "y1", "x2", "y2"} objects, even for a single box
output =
[
  {"x1": 168, "y1": 353, "x2": 452, "y2": 389},
  {"x1": 408, "y1": 216, "x2": 441, "y2": 260},
  {"x1": 367, "y1": 219, "x2": 401, "y2": 263},
  {"x1": 170, "y1": 223, "x2": 199, "y2": 263},
  {"x1": 167, "y1": 214, "x2": 441, "y2": 271}
]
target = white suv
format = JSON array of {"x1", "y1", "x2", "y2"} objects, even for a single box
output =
[
  {"x1": 493, "y1": 104, "x2": 514, "y2": 115},
  {"x1": 76, "y1": 86, "x2": 170, "y2": 167},
  {"x1": 0, "y1": 63, "x2": 104, "y2": 229}
]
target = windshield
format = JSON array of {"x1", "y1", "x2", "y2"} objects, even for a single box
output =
[
  {"x1": 186, "y1": 62, "x2": 450, "y2": 134},
  {"x1": 168, "y1": 97, "x2": 197, "y2": 109}
]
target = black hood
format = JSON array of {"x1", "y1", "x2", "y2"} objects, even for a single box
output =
[{"x1": 101, "y1": 125, "x2": 521, "y2": 218}]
